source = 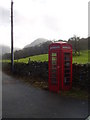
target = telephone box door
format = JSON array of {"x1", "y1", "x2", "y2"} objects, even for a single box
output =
[
  {"x1": 63, "y1": 52, "x2": 72, "y2": 90},
  {"x1": 49, "y1": 51, "x2": 60, "y2": 92}
]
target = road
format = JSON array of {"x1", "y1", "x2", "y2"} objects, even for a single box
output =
[{"x1": 2, "y1": 71, "x2": 88, "y2": 118}]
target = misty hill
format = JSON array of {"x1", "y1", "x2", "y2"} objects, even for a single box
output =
[
  {"x1": 14, "y1": 47, "x2": 21, "y2": 52},
  {"x1": 24, "y1": 38, "x2": 49, "y2": 48},
  {"x1": 0, "y1": 45, "x2": 10, "y2": 55},
  {"x1": 0, "y1": 45, "x2": 21, "y2": 56},
  {"x1": 3, "y1": 40, "x2": 53, "y2": 60}
]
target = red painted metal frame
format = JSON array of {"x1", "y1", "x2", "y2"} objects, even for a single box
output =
[{"x1": 48, "y1": 42, "x2": 72, "y2": 92}]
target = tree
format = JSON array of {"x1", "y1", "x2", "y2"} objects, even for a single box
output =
[{"x1": 68, "y1": 35, "x2": 80, "y2": 56}]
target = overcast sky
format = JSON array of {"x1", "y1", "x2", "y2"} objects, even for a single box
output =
[{"x1": 0, "y1": 0, "x2": 89, "y2": 48}]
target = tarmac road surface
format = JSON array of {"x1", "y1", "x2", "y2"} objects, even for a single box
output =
[{"x1": 1, "y1": 71, "x2": 88, "y2": 118}]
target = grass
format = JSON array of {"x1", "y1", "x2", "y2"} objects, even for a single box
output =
[
  {"x1": 1, "y1": 50, "x2": 89, "y2": 64},
  {"x1": 15, "y1": 54, "x2": 48, "y2": 63},
  {"x1": 1, "y1": 59, "x2": 11, "y2": 63},
  {"x1": 72, "y1": 50, "x2": 88, "y2": 64}
]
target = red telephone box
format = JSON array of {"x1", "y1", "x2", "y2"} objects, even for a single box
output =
[{"x1": 48, "y1": 42, "x2": 72, "y2": 92}]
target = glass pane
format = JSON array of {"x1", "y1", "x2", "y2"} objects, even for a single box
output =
[
  {"x1": 64, "y1": 77, "x2": 70, "y2": 85},
  {"x1": 64, "y1": 53, "x2": 70, "y2": 61},
  {"x1": 50, "y1": 52, "x2": 57, "y2": 85},
  {"x1": 52, "y1": 73, "x2": 56, "y2": 78},
  {"x1": 51, "y1": 78, "x2": 57, "y2": 85},
  {"x1": 64, "y1": 52, "x2": 71, "y2": 86},
  {"x1": 52, "y1": 57, "x2": 56, "y2": 61},
  {"x1": 64, "y1": 73, "x2": 70, "y2": 77},
  {"x1": 65, "y1": 62, "x2": 70, "y2": 68},
  {"x1": 52, "y1": 65, "x2": 56, "y2": 69},
  {"x1": 52, "y1": 53, "x2": 57, "y2": 56},
  {"x1": 52, "y1": 60, "x2": 56, "y2": 65},
  {"x1": 52, "y1": 69, "x2": 56, "y2": 73},
  {"x1": 65, "y1": 69, "x2": 70, "y2": 73}
]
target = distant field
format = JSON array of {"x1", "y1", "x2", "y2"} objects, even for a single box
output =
[
  {"x1": 2, "y1": 50, "x2": 89, "y2": 64},
  {"x1": 15, "y1": 54, "x2": 48, "y2": 63}
]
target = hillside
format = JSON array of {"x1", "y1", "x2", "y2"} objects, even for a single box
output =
[
  {"x1": 2, "y1": 37, "x2": 89, "y2": 60},
  {"x1": 24, "y1": 38, "x2": 49, "y2": 48},
  {"x1": 2, "y1": 50, "x2": 88, "y2": 64},
  {"x1": 13, "y1": 50, "x2": 88, "y2": 64}
]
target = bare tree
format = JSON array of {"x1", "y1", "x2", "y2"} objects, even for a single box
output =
[{"x1": 68, "y1": 35, "x2": 80, "y2": 56}]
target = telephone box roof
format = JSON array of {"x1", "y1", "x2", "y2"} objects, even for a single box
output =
[
  {"x1": 51, "y1": 41, "x2": 68, "y2": 45},
  {"x1": 49, "y1": 41, "x2": 72, "y2": 50},
  {"x1": 54, "y1": 41, "x2": 67, "y2": 44}
]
